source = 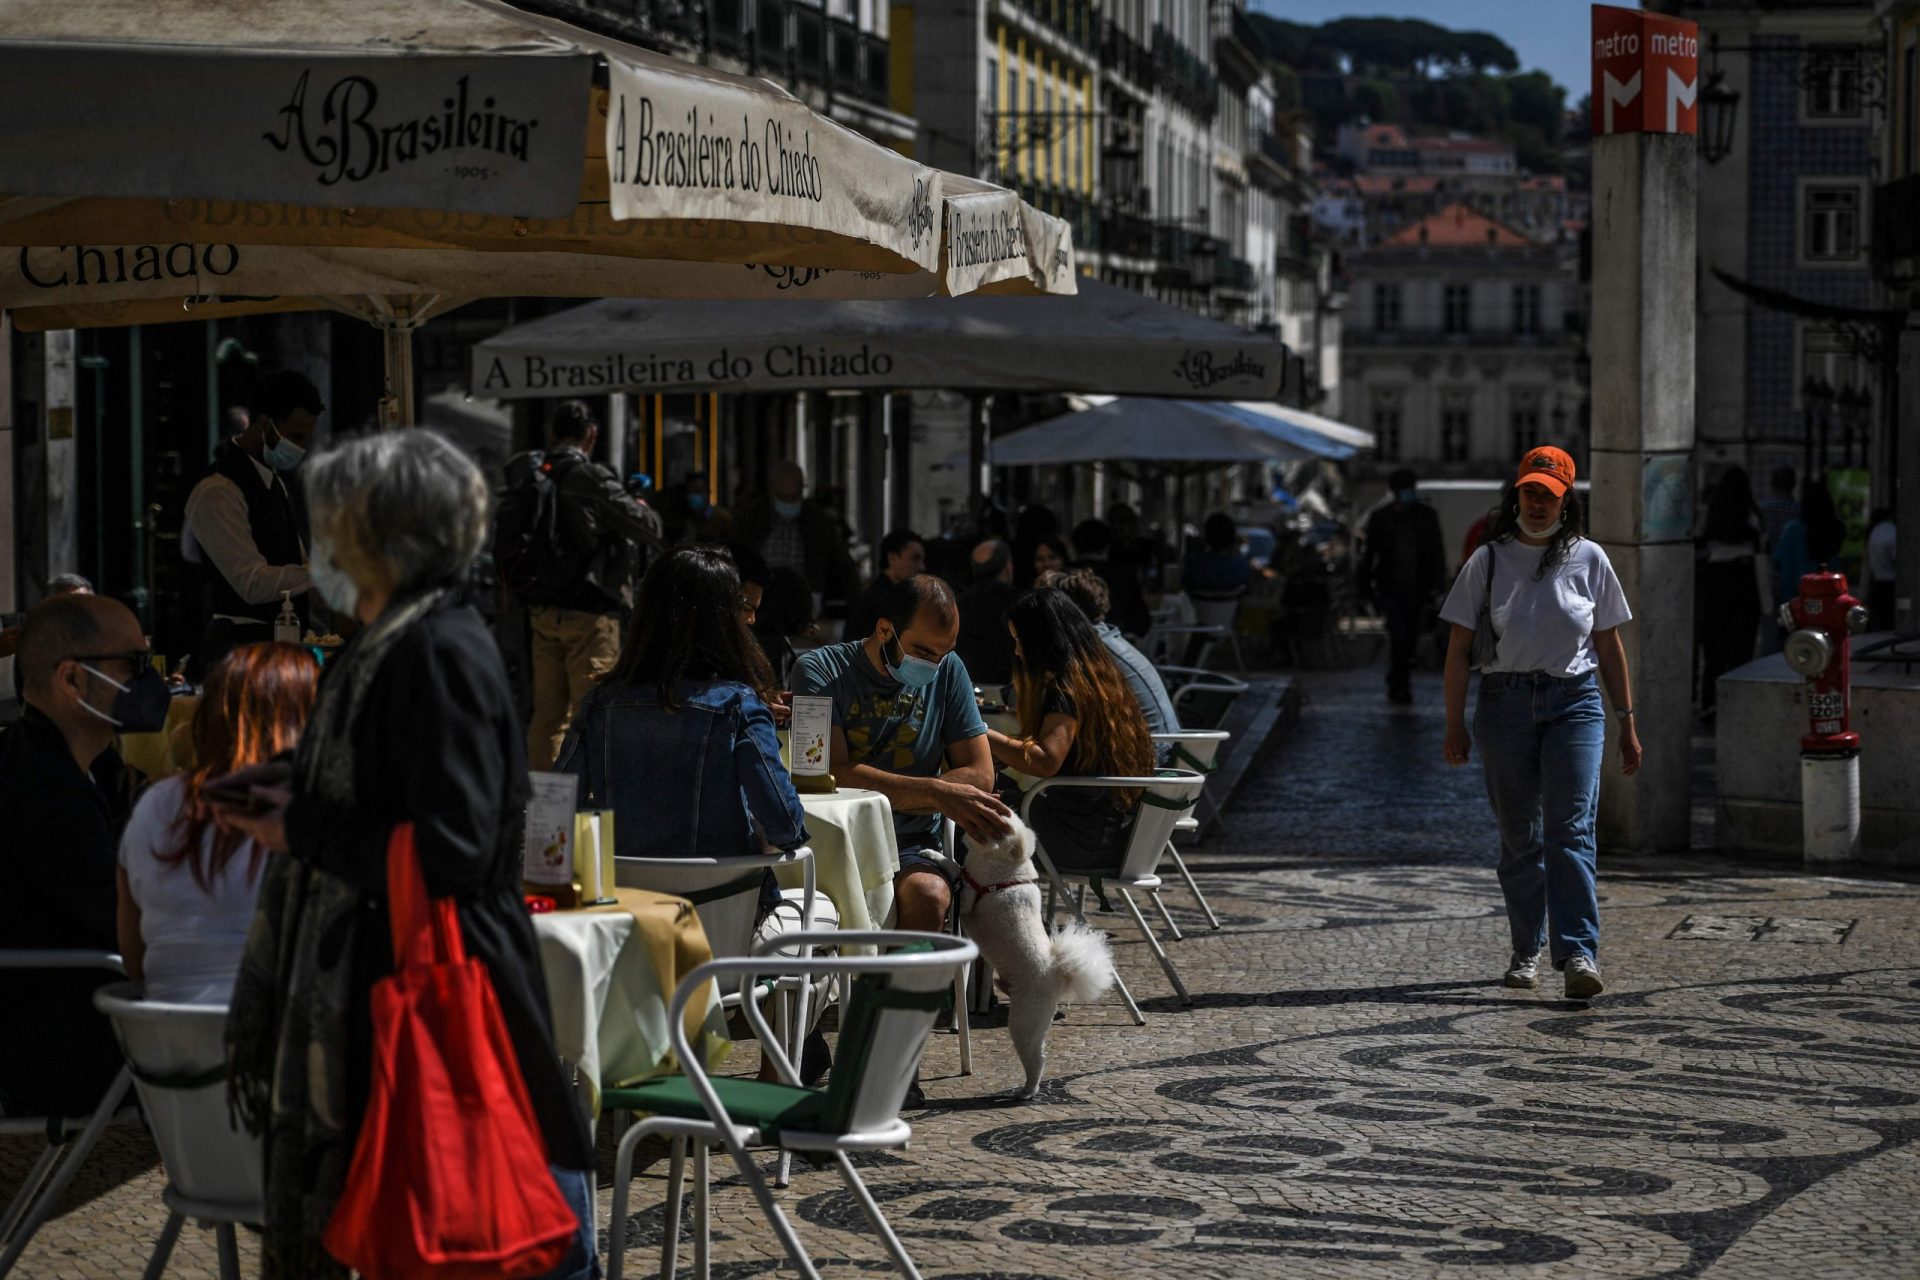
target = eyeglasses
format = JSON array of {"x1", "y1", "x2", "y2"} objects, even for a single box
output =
[{"x1": 74, "y1": 649, "x2": 155, "y2": 670}]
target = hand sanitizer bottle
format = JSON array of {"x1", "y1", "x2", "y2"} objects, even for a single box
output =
[{"x1": 273, "y1": 591, "x2": 301, "y2": 645}]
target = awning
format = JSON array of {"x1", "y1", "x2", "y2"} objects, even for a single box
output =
[
  {"x1": 982, "y1": 396, "x2": 1363, "y2": 469},
  {"x1": 469, "y1": 279, "x2": 1283, "y2": 399},
  {"x1": 1073, "y1": 395, "x2": 1372, "y2": 459},
  {"x1": 0, "y1": 0, "x2": 1074, "y2": 296}
]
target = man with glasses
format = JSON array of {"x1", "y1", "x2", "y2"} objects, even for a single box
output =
[{"x1": 0, "y1": 593, "x2": 162, "y2": 1117}]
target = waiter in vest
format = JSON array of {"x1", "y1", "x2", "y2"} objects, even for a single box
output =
[{"x1": 181, "y1": 370, "x2": 324, "y2": 678}]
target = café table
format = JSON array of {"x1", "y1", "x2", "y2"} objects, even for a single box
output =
[
  {"x1": 781, "y1": 787, "x2": 899, "y2": 953},
  {"x1": 532, "y1": 886, "x2": 730, "y2": 1116}
]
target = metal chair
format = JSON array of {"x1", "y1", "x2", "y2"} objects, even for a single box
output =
[
  {"x1": 1155, "y1": 664, "x2": 1251, "y2": 731},
  {"x1": 1021, "y1": 770, "x2": 1208, "y2": 1024},
  {"x1": 612, "y1": 850, "x2": 821, "y2": 1186},
  {"x1": 92, "y1": 983, "x2": 262, "y2": 1280},
  {"x1": 0, "y1": 950, "x2": 134, "y2": 1280},
  {"x1": 604, "y1": 931, "x2": 978, "y2": 1280},
  {"x1": 1149, "y1": 731, "x2": 1230, "y2": 933}
]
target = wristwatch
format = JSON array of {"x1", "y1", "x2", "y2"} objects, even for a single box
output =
[{"x1": 1616, "y1": 707, "x2": 1635, "y2": 720}]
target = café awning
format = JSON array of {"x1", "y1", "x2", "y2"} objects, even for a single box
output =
[{"x1": 468, "y1": 279, "x2": 1284, "y2": 399}]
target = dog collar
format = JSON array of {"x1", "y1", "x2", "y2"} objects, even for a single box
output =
[{"x1": 962, "y1": 867, "x2": 1037, "y2": 897}]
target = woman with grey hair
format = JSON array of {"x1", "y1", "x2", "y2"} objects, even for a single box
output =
[{"x1": 215, "y1": 430, "x2": 597, "y2": 1279}]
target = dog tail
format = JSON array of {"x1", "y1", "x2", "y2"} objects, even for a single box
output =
[{"x1": 1050, "y1": 923, "x2": 1115, "y2": 1005}]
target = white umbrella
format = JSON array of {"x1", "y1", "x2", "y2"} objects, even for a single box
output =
[
  {"x1": 1071, "y1": 396, "x2": 1368, "y2": 461},
  {"x1": 985, "y1": 399, "x2": 1320, "y2": 468}
]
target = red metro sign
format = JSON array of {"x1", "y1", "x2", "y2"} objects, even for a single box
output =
[{"x1": 1591, "y1": 5, "x2": 1700, "y2": 136}]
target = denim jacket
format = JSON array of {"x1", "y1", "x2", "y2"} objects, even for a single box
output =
[{"x1": 555, "y1": 679, "x2": 808, "y2": 859}]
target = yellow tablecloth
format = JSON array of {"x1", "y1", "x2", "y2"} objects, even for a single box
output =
[
  {"x1": 781, "y1": 787, "x2": 899, "y2": 952},
  {"x1": 532, "y1": 887, "x2": 730, "y2": 1115}
]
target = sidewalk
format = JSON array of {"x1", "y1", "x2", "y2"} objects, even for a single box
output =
[{"x1": 5, "y1": 668, "x2": 1918, "y2": 1279}]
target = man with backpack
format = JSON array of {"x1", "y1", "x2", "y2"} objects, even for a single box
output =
[{"x1": 498, "y1": 401, "x2": 662, "y2": 769}]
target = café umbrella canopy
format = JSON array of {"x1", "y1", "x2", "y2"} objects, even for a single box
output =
[
  {"x1": 983, "y1": 398, "x2": 1336, "y2": 471},
  {"x1": 0, "y1": 0, "x2": 1075, "y2": 419}
]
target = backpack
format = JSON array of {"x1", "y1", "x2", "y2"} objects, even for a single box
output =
[{"x1": 494, "y1": 451, "x2": 587, "y2": 604}]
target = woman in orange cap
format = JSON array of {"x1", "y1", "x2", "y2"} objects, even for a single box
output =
[{"x1": 1437, "y1": 446, "x2": 1642, "y2": 1001}]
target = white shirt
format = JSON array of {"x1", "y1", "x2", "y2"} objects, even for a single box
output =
[
  {"x1": 118, "y1": 776, "x2": 266, "y2": 1004},
  {"x1": 1867, "y1": 520, "x2": 1896, "y2": 585},
  {"x1": 1440, "y1": 537, "x2": 1632, "y2": 678},
  {"x1": 181, "y1": 442, "x2": 310, "y2": 620}
]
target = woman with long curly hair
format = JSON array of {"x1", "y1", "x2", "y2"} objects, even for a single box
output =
[
  {"x1": 115, "y1": 641, "x2": 318, "y2": 1004},
  {"x1": 1439, "y1": 446, "x2": 1640, "y2": 1003},
  {"x1": 985, "y1": 587, "x2": 1156, "y2": 870}
]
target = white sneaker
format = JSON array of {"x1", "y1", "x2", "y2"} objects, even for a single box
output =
[
  {"x1": 1503, "y1": 951, "x2": 1541, "y2": 989},
  {"x1": 1564, "y1": 955, "x2": 1604, "y2": 1000}
]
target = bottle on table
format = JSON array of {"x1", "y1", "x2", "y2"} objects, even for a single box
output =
[{"x1": 273, "y1": 590, "x2": 301, "y2": 645}]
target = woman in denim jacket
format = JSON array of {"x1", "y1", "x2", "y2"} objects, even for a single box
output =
[{"x1": 556, "y1": 545, "x2": 808, "y2": 903}]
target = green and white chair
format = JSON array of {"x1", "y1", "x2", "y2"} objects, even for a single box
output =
[
  {"x1": 92, "y1": 983, "x2": 261, "y2": 1280},
  {"x1": 1149, "y1": 730, "x2": 1230, "y2": 934},
  {"x1": 1021, "y1": 770, "x2": 1208, "y2": 1024},
  {"x1": 1154, "y1": 664, "x2": 1251, "y2": 731},
  {"x1": 604, "y1": 930, "x2": 977, "y2": 1280},
  {"x1": 612, "y1": 849, "x2": 823, "y2": 1186},
  {"x1": 0, "y1": 950, "x2": 134, "y2": 1280}
]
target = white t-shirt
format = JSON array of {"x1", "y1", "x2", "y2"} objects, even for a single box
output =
[
  {"x1": 118, "y1": 776, "x2": 267, "y2": 1005},
  {"x1": 1439, "y1": 537, "x2": 1632, "y2": 677}
]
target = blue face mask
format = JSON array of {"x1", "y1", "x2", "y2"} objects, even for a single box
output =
[
  {"x1": 263, "y1": 428, "x2": 307, "y2": 472},
  {"x1": 773, "y1": 498, "x2": 804, "y2": 520},
  {"x1": 1394, "y1": 488, "x2": 1416, "y2": 505},
  {"x1": 884, "y1": 633, "x2": 941, "y2": 689},
  {"x1": 309, "y1": 537, "x2": 359, "y2": 617}
]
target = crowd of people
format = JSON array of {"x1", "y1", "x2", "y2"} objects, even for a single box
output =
[{"x1": 0, "y1": 394, "x2": 1218, "y2": 1274}]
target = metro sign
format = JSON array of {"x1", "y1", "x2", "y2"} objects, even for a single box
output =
[{"x1": 1592, "y1": 5, "x2": 1699, "y2": 136}]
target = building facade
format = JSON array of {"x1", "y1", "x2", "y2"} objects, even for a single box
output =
[{"x1": 1341, "y1": 204, "x2": 1585, "y2": 485}]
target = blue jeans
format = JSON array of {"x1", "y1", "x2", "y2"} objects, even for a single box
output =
[
  {"x1": 1473, "y1": 670, "x2": 1605, "y2": 968},
  {"x1": 542, "y1": 1163, "x2": 602, "y2": 1280}
]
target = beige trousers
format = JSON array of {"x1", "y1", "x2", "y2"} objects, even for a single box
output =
[{"x1": 526, "y1": 605, "x2": 623, "y2": 771}]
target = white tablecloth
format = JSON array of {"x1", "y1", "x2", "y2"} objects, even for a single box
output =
[
  {"x1": 533, "y1": 889, "x2": 730, "y2": 1115},
  {"x1": 780, "y1": 787, "x2": 899, "y2": 951}
]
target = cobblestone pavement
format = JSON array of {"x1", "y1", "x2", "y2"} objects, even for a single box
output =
[{"x1": 6, "y1": 667, "x2": 1919, "y2": 1279}]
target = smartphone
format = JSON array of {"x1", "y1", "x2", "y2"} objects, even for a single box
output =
[{"x1": 203, "y1": 760, "x2": 293, "y2": 814}]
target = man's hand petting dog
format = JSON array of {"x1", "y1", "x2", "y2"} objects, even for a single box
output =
[{"x1": 941, "y1": 781, "x2": 1013, "y2": 843}]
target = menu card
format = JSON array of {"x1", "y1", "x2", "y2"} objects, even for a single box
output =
[
  {"x1": 523, "y1": 771, "x2": 580, "y2": 889},
  {"x1": 789, "y1": 695, "x2": 833, "y2": 782},
  {"x1": 576, "y1": 809, "x2": 617, "y2": 904}
]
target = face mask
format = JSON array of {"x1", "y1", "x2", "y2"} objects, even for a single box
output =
[
  {"x1": 262, "y1": 424, "x2": 307, "y2": 472},
  {"x1": 309, "y1": 538, "x2": 360, "y2": 616},
  {"x1": 76, "y1": 664, "x2": 171, "y2": 733},
  {"x1": 1519, "y1": 511, "x2": 1565, "y2": 539},
  {"x1": 773, "y1": 498, "x2": 804, "y2": 520},
  {"x1": 884, "y1": 633, "x2": 942, "y2": 689},
  {"x1": 688, "y1": 494, "x2": 711, "y2": 517},
  {"x1": 1394, "y1": 488, "x2": 1416, "y2": 505}
]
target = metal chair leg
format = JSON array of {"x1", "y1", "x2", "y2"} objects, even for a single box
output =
[
  {"x1": 1165, "y1": 843, "x2": 1222, "y2": 930},
  {"x1": 832, "y1": 1152, "x2": 922, "y2": 1280},
  {"x1": 1119, "y1": 888, "x2": 1192, "y2": 1005},
  {"x1": 0, "y1": 1145, "x2": 62, "y2": 1246},
  {"x1": 139, "y1": 1213, "x2": 184, "y2": 1280},
  {"x1": 1150, "y1": 888, "x2": 1185, "y2": 942},
  {"x1": 0, "y1": 1067, "x2": 133, "y2": 1279},
  {"x1": 693, "y1": 1142, "x2": 710, "y2": 1280},
  {"x1": 214, "y1": 1223, "x2": 240, "y2": 1280},
  {"x1": 660, "y1": 1136, "x2": 686, "y2": 1280}
]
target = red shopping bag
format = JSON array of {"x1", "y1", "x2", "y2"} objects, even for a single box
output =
[{"x1": 324, "y1": 823, "x2": 578, "y2": 1279}]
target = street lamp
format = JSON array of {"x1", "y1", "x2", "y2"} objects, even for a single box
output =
[
  {"x1": 1698, "y1": 32, "x2": 1886, "y2": 167},
  {"x1": 1701, "y1": 72, "x2": 1741, "y2": 164}
]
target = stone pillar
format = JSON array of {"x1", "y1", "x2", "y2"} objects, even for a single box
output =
[
  {"x1": 1898, "y1": 330, "x2": 1920, "y2": 639},
  {"x1": 1590, "y1": 135, "x2": 1698, "y2": 857}
]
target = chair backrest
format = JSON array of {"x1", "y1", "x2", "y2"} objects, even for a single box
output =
[
  {"x1": 93, "y1": 982, "x2": 262, "y2": 1218},
  {"x1": 614, "y1": 856, "x2": 771, "y2": 961},
  {"x1": 814, "y1": 940, "x2": 968, "y2": 1136},
  {"x1": 1171, "y1": 678, "x2": 1245, "y2": 730},
  {"x1": 1151, "y1": 730, "x2": 1230, "y2": 774},
  {"x1": 1118, "y1": 771, "x2": 1208, "y2": 880},
  {"x1": 1190, "y1": 597, "x2": 1240, "y2": 630}
]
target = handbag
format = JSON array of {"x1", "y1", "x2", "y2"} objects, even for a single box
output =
[
  {"x1": 1468, "y1": 545, "x2": 1500, "y2": 671},
  {"x1": 323, "y1": 823, "x2": 578, "y2": 1280}
]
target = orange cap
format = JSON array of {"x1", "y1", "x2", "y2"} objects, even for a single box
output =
[{"x1": 1515, "y1": 446, "x2": 1576, "y2": 496}]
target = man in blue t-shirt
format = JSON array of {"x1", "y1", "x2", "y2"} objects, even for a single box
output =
[{"x1": 791, "y1": 574, "x2": 1011, "y2": 933}]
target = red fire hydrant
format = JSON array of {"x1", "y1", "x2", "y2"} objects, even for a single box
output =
[{"x1": 1776, "y1": 569, "x2": 1869, "y2": 862}]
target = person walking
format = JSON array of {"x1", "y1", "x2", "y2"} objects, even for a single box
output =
[
  {"x1": 215, "y1": 431, "x2": 597, "y2": 1278},
  {"x1": 1439, "y1": 446, "x2": 1640, "y2": 1002},
  {"x1": 507, "y1": 400, "x2": 664, "y2": 770},
  {"x1": 180, "y1": 370, "x2": 323, "y2": 678},
  {"x1": 1360, "y1": 469, "x2": 1445, "y2": 704}
]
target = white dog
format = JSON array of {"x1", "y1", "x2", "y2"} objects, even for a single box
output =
[{"x1": 958, "y1": 815, "x2": 1115, "y2": 1099}]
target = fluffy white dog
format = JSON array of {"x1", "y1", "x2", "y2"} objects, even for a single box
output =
[{"x1": 958, "y1": 815, "x2": 1115, "y2": 1099}]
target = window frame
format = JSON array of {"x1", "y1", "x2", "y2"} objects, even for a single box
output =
[
  {"x1": 1800, "y1": 44, "x2": 1867, "y2": 124},
  {"x1": 1443, "y1": 283, "x2": 1473, "y2": 336},
  {"x1": 1797, "y1": 177, "x2": 1869, "y2": 269}
]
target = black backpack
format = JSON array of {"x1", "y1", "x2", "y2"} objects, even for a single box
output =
[{"x1": 495, "y1": 451, "x2": 587, "y2": 604}]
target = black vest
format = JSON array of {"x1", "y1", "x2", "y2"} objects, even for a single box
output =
[{"x1": 201, "y1": 442, "x2": 309, "y2": 627}]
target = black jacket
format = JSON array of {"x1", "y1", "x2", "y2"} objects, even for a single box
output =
[
  {"x1": 284, "y1": 599, "x2": 593, "y2": 1171},
  {"x1": 201, "y1": 441, "x2": 310, "y2": 627},
  {"x1": 543, "y1": 446, "x2": 663, "y2": 615},
  {"x1": 0, "y1": 708, "x2": 140, "y2": 1116},
  {"x1": 956, "y1": 577, "x2": 1021, "y2": 686},
  {"x1": 1360, "y1": 500, "x2": 1446, "y2": 603}
]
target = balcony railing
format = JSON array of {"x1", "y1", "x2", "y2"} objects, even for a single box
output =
[
  {"x1": 1218, "y1": 255, "x2": 1257, "y2": 295},
  {"x1": 1009, "y1": 0, "x2": 1099, "y2": 53},
  {"x1": 1101, "y1": 210, "x2": 1157, "y2": 260},
  {"x1": 1100, "y1": 19, "x2": 1154, "y2": 88},
  {"x1": 1252, "y1": 132, "x2": 1297, "y2": 176},
  {"x1": 606, "y1": 0, "x2": 885, "y2": 108},
  {"x1": 1152, "y1": 25, "x2": 1217, "y2": 119}
]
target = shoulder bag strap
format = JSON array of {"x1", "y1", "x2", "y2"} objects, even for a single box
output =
[{"x1": 386, "y1": 822, "x2": 465, "y2": 970}]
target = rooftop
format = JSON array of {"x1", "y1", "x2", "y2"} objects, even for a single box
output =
[{"x1": 1379, "y1": 203, "x2": 1537, "y2": 249}]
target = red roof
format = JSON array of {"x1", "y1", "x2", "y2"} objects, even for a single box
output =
[
  {"x1": 1381, "y1": 203, "x2": 1535, "y2": 248},
  {"x1": 1354, "y1": 174, "x2": 1441, "y2": 195},
  {"x1": 1362, "y1": 124, "x2": 1409, "y2": 149},
  {"x1": 1414, "y1": 135, "x2": 1509, "y2": 155}
]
